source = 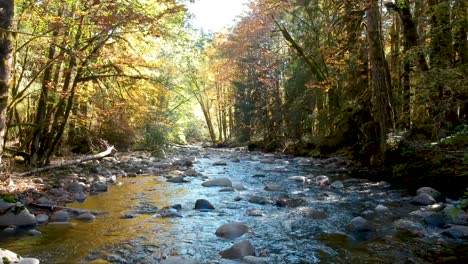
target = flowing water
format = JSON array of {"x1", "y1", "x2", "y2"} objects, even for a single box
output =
[{"x1": 0, "y1": 148, "x2": 466, "y2": 263}]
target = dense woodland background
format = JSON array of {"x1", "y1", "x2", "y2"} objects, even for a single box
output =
[{"x1": 0, "y1": 0, "x2": 467, "y2": 196}]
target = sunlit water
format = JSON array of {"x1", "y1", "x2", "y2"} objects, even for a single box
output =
[{"x1": 1, "y1": 148, "x2": 466, "y2": 263}]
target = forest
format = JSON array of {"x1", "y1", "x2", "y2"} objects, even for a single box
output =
[{"x1": 0, "y1": 0, "x2": 467, "y2": 192}]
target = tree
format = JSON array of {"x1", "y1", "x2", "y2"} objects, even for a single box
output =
[{"x1": 0, "y1": 0, "x2": 14, "y2": 165}]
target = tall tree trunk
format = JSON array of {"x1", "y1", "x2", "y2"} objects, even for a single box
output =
[
  {"x1": 366, "y1": 0, "x2": 394, "y2": 159},
  {"x1": 0, "y1": 0, "x2": 15, "y2": 166}
]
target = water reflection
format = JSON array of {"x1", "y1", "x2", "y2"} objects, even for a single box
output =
[{"x1": 0, "y1": 177, "x2": 183, "y2": 263}]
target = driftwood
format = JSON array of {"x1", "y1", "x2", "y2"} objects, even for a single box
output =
[{"x1": 18, "y1": 146, "x2": 115, "y2": 177}]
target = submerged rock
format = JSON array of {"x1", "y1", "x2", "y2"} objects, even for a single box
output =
[
  {"x1": 302, "y1": 208, "x2": 327, "y2": 220},
  {"x1": 220, "y1": 240, "x2": 256, "y2": 259},
  {"x1": 76, "y1": 212, "x2": 96, "y2": 221},
  {"x1": 160, "y1": 256, "x2": 199, "y2": 264},
  {"x1": 248, "y1": 196, "x2": 272, "y2": 205},
  {"x1": 348, "y1": 216, "x2": 374, "y2": 232},
  {"x1": 241, "y1": 256, "x2": 269, "y2": 264},
  {"x1": 216, "y1": 222, "x2": 252, "y2": 239},
  {"x1": 264, "y1": 184, "x2": 284, "y2": 191},
  {"x1": 246, "y1": 208, "x2": 263, "y2": 217},
  {"x1": 194, "y1": 199, "x2": 215, "y2": 210},
  {"x1": 166, "y1": 176, "x2": 190, "y2": 183},
  {"x1": 330, "y1": 181, "x2": 344, "y2": 189}
]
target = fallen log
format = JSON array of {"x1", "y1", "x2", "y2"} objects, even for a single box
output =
[{"x1": 18, "y1": 146, "x2": 115, "y2": 177}]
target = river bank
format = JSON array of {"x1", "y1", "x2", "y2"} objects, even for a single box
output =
[{"x1": 1, "y1": 145, "x2": 467, "y2": 263}]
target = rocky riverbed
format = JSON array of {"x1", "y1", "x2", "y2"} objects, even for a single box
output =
[{"x1": 0, "y1": 145, "x2": 467, "y2": 263}]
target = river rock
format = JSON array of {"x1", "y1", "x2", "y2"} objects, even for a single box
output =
[
  {"x1": 220, "y1": 240, "x2": 256, "y2": 259},
  {"x1": 246, "y1": 208, "x2": 263, "y2": 217},
  {"x1": 0, "y1": 248, "x2": 40, "y2": 264},
  {"x1": 264, "y1": 184, "x2": 284, "y2": 191},
  {"x1": 0, "y1": 206, "x2": 37, "y2": 227},
  {"x1": 183, "y1": 169, "x2": 199, "y2": 176},
  {"x1": 36, "y1": 214, "x2": 49, "y2": 224},
  {"x1": 216, "y1": 222, "x2": 252, "y2": 239},
  {"x1": 68, "y1": 181, "x2": 84, "y2": 193},
  {"x1": 287, "y1": 176, "x2": 307, "y2": 182},
  {"x1": 411, "y1": 193, "x2": 436, "y2": 206},
  {"x1": 76, "y1": 212, "x2": 96, "y2": 221},
  {"x1": 424, "y1": 212, "x2": 452, "y2": 228},
  {"x1": 219, "y1": 187, "x2": 236, "y2": 192},
  {"x1": 394, "y1": 219, "x2": 425, "y2": 234},
  {"x1": 213, "y1": 161, "x2": 227, "y2": 166},
  {"x1": 27, "y1": 229, "x2": 42, "y2": 236},
  {"x1": 375, "y1": 205, "x2": 390, "y2": 213},
  {"x1": 241, "y1": 256, "x2": 269, "y2": 264},
  {"x1": 160, "y1": 256, "x2": 199, "y2": 264},
  {"x1": 416, "y1": 187, "x2": 443, "y2": 202},
  {"x1": 92, "y1": 183, "x2": 108, "y2": 192},
  {"x1": 302, "y1": 208, "x2": 327, "y2": 219},
  {"x1": 443, "y1": 205, "x2": 468, "y2": 225},
  {"x1": 50, "y1": 210, "x2": 70, "y2": 222},
  {"x1": 37, "y1": 196, "x2": 56, "y2": 206},
  {"x1": 73, "y1": 191, "x2": 87, "y2": 202},
  {"x1": 248, "y1": 195, "x2": 272, "y2": 205},
  {"x1": 315, "y1": 175, "x2": 329, "y2": 186},
  {"x1": 330, "y1": 181, "x2": 344, "y2": 189},
  {"x1": 49, "y1": 188, "x2": 69, "y2": 197},
  {"x1": 167, "y1": 176, "x2": 190, "y2": 183},
  {"x1": 202, "y1": 177, "x2": 232, "y2": 187},
  {"x1": 348, "y1": 216, "x2": 374, "y2": 232},
  {"x1": 233, "y1": 184, "x2": 248, "y2": 191},
  {"x1": 194, "y1": 199, "x2": 215, "y2": 210},
  {"x1": 441, "y1": 225, "x2": 468, "y2": 240}
]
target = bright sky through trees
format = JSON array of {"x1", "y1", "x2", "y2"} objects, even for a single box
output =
[{"x1": 187, "y1": 0, "x2": 250, "y2": 32}]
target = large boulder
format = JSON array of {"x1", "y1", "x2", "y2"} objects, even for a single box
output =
[
  {"x1": 0, "y1": 206, "x2": 37, "y2": 227},
  {"x1": 216, "y1": 222, "x2": 252, "y2": 239},
  {"x1": 0, "y1": 248, "x2": 40, "y2": 264},
  {"x1": 202, "y1": 177, "x2": 232, "y2": 187},
  {"x1": 219, "y1": 240, "x2": 256, "y2": 259}
]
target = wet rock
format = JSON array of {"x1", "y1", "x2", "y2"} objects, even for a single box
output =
[
  {"x1": 252, "y1": 174, "x2": 266, "y2": 178},
  {"x1": 424, "y1": 212, "x2": 452, "y2": 228},
  {"x1": 27, "y1": 229, "x2": 42, "y2": 236},
  {"x1": 375, "y1": 205, "x2": 390, "y2": 213},
  {"x1": 231, "y1": 158, "x2": 241, "y2": 163},
  {"x1": 241, "y1": 256, "x2": 269, "y2": 264},
  {"x1": 106, "y1": 254, "x2": 128, "y2": 263},
  {"x1": 330, "y1": 181, "x2": 344, "y2": 189},
  {"x1": 202, "y1": 177, "x2": 232, "y2": 187},
  {"x1": 409, "y1": 210, "x2": 434, "y2": 218},
  {"x1": 348, "y1": 216, "x2": 375, "y2": 232},
  {"x1": 264, "y1": 184, "x2": 284, "y2": 191},
  {"x1": 73, "y1": 191, "x2": 87, "y2": 202},
  {"x1": 50, "y1": 210, "x2": 70, "y2": 222},
  {"x1": 216, "y1": 222, "x2": 252, "y2": 239},
  {"x1": 248, "y1": 195, "x2": 272, "y2": 205},
  {"x1": 441, "y1": 225, "x2": 468, "y2": 240},
  {"x1": 91, "y1": 183, "x2": 108, "y2": 192},
  {"x1": 219, "y1": 187, "x2": 236, "y2": 192},
  {"x1": 68, "y1": 182, "x2": 84, "y2": 193},
  {"x1": 49, "y1": 188, "x2": 69, "y2": 197},
  {"x1": 428, "y1": 203, "x2": 446, "y2": 212},
  {"x1": 194, "y1": 199, "x2": 215, "y2": 210},
  {"x1": 287, "y1": 176, "x2": 307, "y2": 182},
  {"x1": 275, "y1": 198, "x2": 288, "y2": 207},
  {"x1": 213, "y1": 161, "x2": 227, "y2": 166},
  {"x1": 220, "y1": 240, "x2": 256, "y2": 259},
  {"x1": 302, "y1": 208, "x2": 327, "y2": 220},
  {"x1": 315, "y1": 175, "x2": 329, "y2": 186},
  {"x1": 157, "y1": 208, "x2": 183, "y2": 218},
  {"x1": 166, "y1": 176, "x2": 190, "y2": 183},
  {"x1": 416, "y1": 187, "x2": 444, "y2": 202},
  {"x1": 394, "y1": 219, "x2": 424, "y2": 234},
  {"x1": 234, "y1": 196, "x2": 243, "y2": 201},
  {"x1": 183, "y1": 169, "x2": 199, "y2": 176},
  {"x1": 0, "y1": 206, "x2": 37, "y2": 227},
  {"x1": 121, "y1": 214, "x2": 136, "y2": 219},
  {"x1": 0, "y1": 248, "x2": 40, "y2": 264},
  {"x1": 36, "y1": 214, "x2": 49, "y2": 224},
  {"x1": 361, "y1": 210, "x2": 375, "y2": 218},
  {"x1": 443, "y1": 205, "x2": 468, "y2": 225},
  {"x1": 246, "y1": 208, "x2": 263, "y2": 217},
  {"x1": 76, "y1": 212, "x2": 96, "y2": 221},
  {"x1": 411, "y1": 193, "x2": 436, "y2": 206},
  {"x1": 233, "y1": 184, "x2": 248, "y2": 191},
  {"x1": 170, "y1": 204, "x2": 182, "y2": 211},
  {"x1": 2, "y1": 227, "x2": 16, "y2": 235},
  {"x1": 160, "y1": 256, "x2": 199, "y2": 264},
  {"x1": 37, "y1": 196, "x2": 55, "y2": 205}
]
